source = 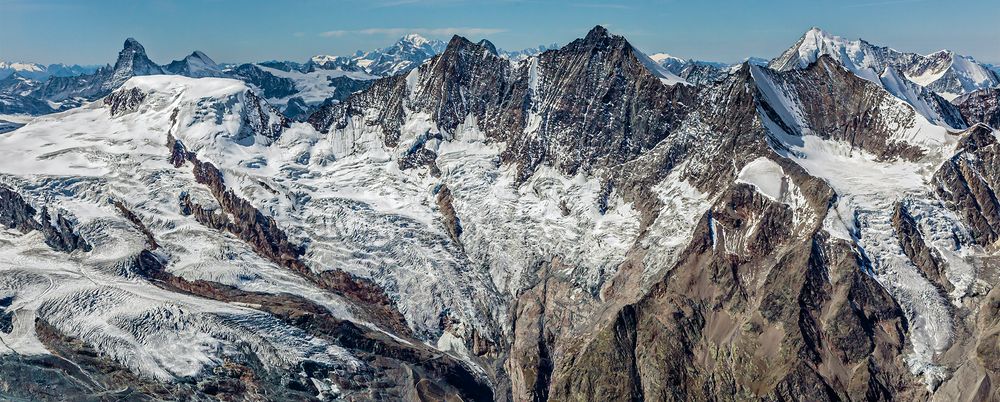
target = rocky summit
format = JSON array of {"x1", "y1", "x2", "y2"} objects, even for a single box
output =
[{"x1": 2, "y1": 20, "x2": 1000, "y2": 402}]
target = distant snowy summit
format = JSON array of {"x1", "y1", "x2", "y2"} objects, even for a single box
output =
[
  {"x1": 770, "y1": 27, "x2": 1000, "y2": 100},
  {"x1": 0, "y1": 61, "x2": 101, "y2": 81},
  {"x1": 164, "y1": 51, "x2": 225, "y2": 78},
  {"x1": 307, "y1": 34, "x2": 558, "y2": 76},
  {"x1": 308, "y1": 34, "x2": 448, "y2": 76}
]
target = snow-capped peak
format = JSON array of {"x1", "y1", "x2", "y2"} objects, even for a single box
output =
[
  {"x1": 770, "y1": 27, "x2": 1000, "y2": 102},
  {"x1": 0, "y1": 61, "x2": 45, "y2": 72},
  {"x1": 632, "y1": 47, "x2": 689, "y2": 86},
  {"x1": 163, "y1": 50, "x2": 224, "y2": 78},
  {"x1": 309, "y1": 34, "x2": 447, "y2": 77},
  {"x1": 649, "y1": 53, "x2": 683, "y2": 63},
  {"x1": 107, "y1": 37, "x2": 165, "y2": 90},
  {"x1": 401, "y1": 33, "x2": 431, "y2": 48},
  {"x1": 770, "y1": 27, "x2": 880, "y2": 75}
]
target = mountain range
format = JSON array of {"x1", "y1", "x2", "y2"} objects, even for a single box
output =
[
  {"x1": 1, "y1": 25, "x2": 1000, "y2": 401},
  {"x1": 0, "y1": 34, "x2": 557, "y2": 121},
  {"x1": 0, "y1": 62, "x2": 101, "y2": 81}
]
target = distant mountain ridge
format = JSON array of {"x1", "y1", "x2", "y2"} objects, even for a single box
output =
[
  {"x1": 770, "y1": 27, "x2": 1000, "y2": 100},
  {"x1": 0, "y1": 34, "x2": 566, "y2": 119},
  {"x1": 0, "y1": 61, "x2": 101, "y2": 81}
]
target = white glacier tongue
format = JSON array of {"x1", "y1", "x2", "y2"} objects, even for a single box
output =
[
  {"x1": 759, "y1": 103, "x2": 972, "y2": 388},
  {"x1": 0, "y1": 76, "x2": 363, "y2": 381}
]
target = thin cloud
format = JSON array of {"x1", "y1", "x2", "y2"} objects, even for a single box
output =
[
  {"x1": 573, "y1": 3, "x2": 633, "y2": 9},
  {"x1": 844, "y1": 0, "x2": 927, "y2": 8},
  {"x1": 320, "y1": 27, "x2": 507, "y2": 38},
  {"x1": 369, "y1": 0, "x2": 465, "y2": 8}
]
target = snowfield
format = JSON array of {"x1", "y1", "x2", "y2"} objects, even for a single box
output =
[{"x1": 0, "y1": 29, "x2": 996, "y2": 395}]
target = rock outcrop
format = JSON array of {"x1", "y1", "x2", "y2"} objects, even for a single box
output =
[{"x1": 933, "y1": 125, "x2": 1000, "y2": 246}]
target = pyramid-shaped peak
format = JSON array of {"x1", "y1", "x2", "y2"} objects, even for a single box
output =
[
  {"x1": 187, "y1": 51, "x2": 217, "y2": 64},
  {"x1": 477, "y1": 39, "x2": 498, "y2": 56},
  {"x1": 585, "y1": 25, "x2": 612, "y2": 41},
  {"x1": 123, "y1": 38, "x2": 146, "y2": 52}
]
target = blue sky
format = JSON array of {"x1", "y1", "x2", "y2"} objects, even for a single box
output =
[{"x1": 2, "y1": 0, "x2": 998, "y2": 65}]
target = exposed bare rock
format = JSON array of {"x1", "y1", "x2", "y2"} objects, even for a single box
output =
[
  {"x1": 933, "y1": 125, "x2": 1000, "y2": 245},
  {"x1": 170, "y1": 135, "x2": 409, "y2": 334},
  {"x1": 435, "y1": 184, "x2": 463, "y2": 247},
  {"x1": 399, "y1": 146, "x2": 441, "y2": 176},
  {"x1": 0, "y1": 184, "x2": 90, "y2": 252},
  {"x1": 0, "y1": 183, "x2": 40, "y2": 233},
  {"x1": 755, "y1": 56, "x2": 927, "y2": 161},
  {"x1": 892, "y1": 202, "x2": 954, "y2": 293},
  {"x1": 112, "y1": 200, "x2": 159, "y2": 249},
  {"x1": 131, "y1": 248, "x2": 493, "y2": 401},
  {"x1": 19, "y1": 317, "x2": 327, "y2": 401},
  {"x1": 311, "y1": 26, "x2": 695, "y2": 183},
  {"x1": 103, "y1": 86, "x2": 146, "y2": 116},
  {"x1": 38, "y1": 207, "x2": 91, "y2": 252},
  {"x1": 240, "y1": 89, "x2": 289, "y2": 143},
  {"x1": 548, "y1": 174, "x2": 925, "y2": 401},
  {"x1": 957, "y1": 88, "x2": 1000, "y2": 129}
]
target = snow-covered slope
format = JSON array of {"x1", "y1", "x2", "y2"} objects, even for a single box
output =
[
  {"x1": 770, "y1": 27, "x2": 1000, "y2": 102},
  {"x1": 0, "y1": 76, "x2": 356, "y2": 385},
  {"x1": 632, "y1": 47, "x2": 689, "y2": 86},
  {"x1": 164, "y1": 51, "x2": 225, "y2": 78},
  {"x1": 310, "y1": 34, "x2": 447, "y2": 77},
  {"x1": 4, "y1": 25, "x2": 1000, "y2": 401},
  {"x1": 906, "y1": 50, "x2": 1000, "y2": 100},
  {"x1": 0, "y1": 62, "x2": 100, "y2": 81}
]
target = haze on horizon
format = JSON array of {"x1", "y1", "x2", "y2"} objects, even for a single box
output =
[{"x1": 2, "y1": 0, "x2": 999, "y2": 66}]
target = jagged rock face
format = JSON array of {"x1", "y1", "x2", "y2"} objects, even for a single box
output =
[
  {"x1": 770, "y1": 27, "x2": 997, "y2": 124},
  {"x1": 0, "y1": 185, "x2": 90, "y2": 253},
  {"x1": 240, "y1": 90, "x2": 289, "y2": 143},
  {"x1": 908, "y1": 51, "x2": 1000, "y2": 98},
  {"x1": 878, "y1": 66, "x2": 968, "y2": 129},
  {"x1": 23, "y1": 66, "x2": 113, "y2": 102},
  {"x1": 892, "y1": 202, "x2": 954, "y2": 293},
  {"x1": 676, "y1": 62, "x2": 729, "y2": 85},
  {"x1": 769, "y1": 28, "x2": 922, "y2": 74},
  {"x1": 0, "y1": 93, "x2": 54, "y2": 116},
  {"x1": 312, "y1": 26, "x2": 694, "y2": 182},
  {"x1": 5, "y1": 26, "x2": 1000, "y2": 402},
  {"x1": 0, "y1": 184, "x2": 40, "y2": 232},
  {"x1": 103, "y1": 86, "x2": 146, "y2": 116},
  {"x1": 0, "y1": 38, "x2": 163, "y2": 107},
  {"x1": 282, "y1": 96, "x2": 311, "y2": 121},
  {"x1": 754, "y1": 56, "x2": 929, "y2": 161},
  {"x1": 230, "y1": 63, "x2": 298, "y2": 99},
  {"x1": 550, "y1": 178, "x2": 925, "y2": 401},
  {"x1": 106, "y1": 38, "x2": 164, "y2": 90},
  {"x1": 933, "y1": 126, "x2": 1000, "y2": 246},
  {"x1": 957, "y1": 88, "x2": 1000, "y2": 129},
  {"x1": 0, "y1": 72, "x2": 38, "y2": 95}
]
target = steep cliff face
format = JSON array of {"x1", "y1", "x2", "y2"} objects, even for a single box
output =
[
  {"x1": 3, "y1": 26, "x2": 1000, "y2": 401},
  {"x1": 550, "y1": 175, "x2": 925, "y2": 401},
  {"x1": 957, "y1": 88, "x2": 1000, "y2": 129},
  {"x1": 0, "y1": 185, "x2": 91, "y2": 253},
  {"x1": 311, "y1": 26, "x2": 694, "y2": 182},
  {"x1": 285, "y1": 27, "x2": 1000, "y2": 400},
  {"x1": 933, "y1": 125, "x2": 1000, "y2": 246}
]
